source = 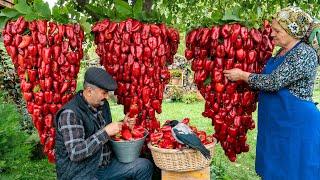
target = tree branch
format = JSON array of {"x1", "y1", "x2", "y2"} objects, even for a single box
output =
[
  {"x1": 143, "y1": 0, "x2": 152, "y2": 13},
  {"x1": 75, "y1": 0, "x2": 100, "y2": 22}
]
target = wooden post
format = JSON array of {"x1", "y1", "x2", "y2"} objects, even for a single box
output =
[{"x1": 161, "y1": 167, "x2": 210, "y2": 180}]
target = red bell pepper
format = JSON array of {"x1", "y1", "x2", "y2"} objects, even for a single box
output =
[
  {"x1": 18, "y1": 35, "x2": 32, "y2": 49},
  {"x1": 250, "y1": 29, "x2": 262, "y2": 43},
  {"x1": 23, "y1": 92, "x2": 33, "y2": 102},
  {"x1": 37, "y1": 20, "x2": 47, "y2": 34},
  {"x1": 60, "y1": 81, "x2": 70, "y2": 94},
  {"x1": 200, "y1": 28, "x2": 210, "y2": 46},
  {"x1": 27, "y1": 69, "x2": 37, "y2": 82},
  {"x1": 44, "y1": 91, "x2": 53, "y2": 103},
  {"x1": 246, "y1": 50, "x2": 257, "y2": 64},
  {"x1": 230, "y1": 23, "x2": 241, "y2": 42},
  {"x1": 132, "y1": 62, "x2": 141, "y2": 78},
  {"x1": 129, "y1": 104, "x2": 139, "y2": 118},
  {"x1": 121, "y1": 129, "x2": 132, "y2": 140},
  {"x1": 5, "y1": 45, "x2": 17, "y2": 59},
  {"x1": 240, "y1": 26, "x2": 248, "y2": 40},
  {"x1": 49, "y1": 104, "x2": 58, "y2": 114},
  {"x1": 242, "y1": 91, "x2": 252, "y2": 107},
  {"x1": 45, "y1": 114, "x2": 53, "y2": 127},
  {"x1": 21, "y1": 80, "x2": 32, "y2": 92},
  {"x1": 221, "y1": 24, "x2": 231, "y2": 38},
  {"x1": 216, "y1": 45, "x2": 225, "y2": 58},
  {"x1": 65, "y1": 24, "x2": 74, "y2": 39},
  {"x1": 150, "y1": 24, "x2": 161, "y2": 37},
  {"x1": 150, "y1": 132, "x2": 163, "y2": 144},
  {"x1": 132, "y1": 129, "x2": 144, "y2": 139},
  {"x1": 37, "y1": 33, "x2": 47, "y2": 46},
  {"x1": 53, "y1": 93, "x2": 61, "y2": 103},
  {"x1": 42, "y1": 47, "x2": 51, "y2": 64},
  {"x1": 148, "y1": 37, "x2": 157, "y2": 49},
  {"x1": 34, "y1": 92, "x2": 44, "y2": 105},
  {"x1": 236, "y1": 49, "x2": 246, "y2": 62},
  {"x1": 211, "y1": 26, "x2": 220, "y2": 40}
]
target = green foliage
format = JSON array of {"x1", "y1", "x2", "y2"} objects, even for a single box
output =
[
  {"x1": 114, "y1": 0, "x2": 132, "y2": 19},
  {"x1": 170, "y1": 69, "x2": 182, "y2": 78},
  {"x1": 153, "y1": 0, "x2": 320, "y2": 31},
  {"x1": 0, "y1": 92, "x2": 56, "y2": 179},
  {"x1": 0, "y1": 93, "x2": 31, "y2": 173},
  {"x1": 14, "y1": 0, "x2": 33, "y2": 15},
  {"x1": 210, "y1": 160, "x2": 229, "y2": 180},
  {"x1": 32, "y1": 0, "x2": 51, "y2": 19},
  {"x1": 51, "y1": 5, "x2": 69, "y2": 24},
  {"x1": 167, "y1": 86, "x2": 184, "y2": 102},
  {"x1": 133, "y1": 0, "x2": 143, "y2": 19},
  {"x1": 181, "y1": 91, "x2": 200, "y2": 104}
]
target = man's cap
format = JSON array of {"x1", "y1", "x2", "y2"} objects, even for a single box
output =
[{"x1": 84, "y1": 67, "x2": 117, "y2": 91}]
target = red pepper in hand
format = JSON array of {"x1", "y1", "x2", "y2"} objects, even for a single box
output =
[
  {"x1": 132, "y1": 128, "x2": 144, "y2": 139},
  {"x1": 121, "y1": 129, "x2": 132, "y2": 140}
]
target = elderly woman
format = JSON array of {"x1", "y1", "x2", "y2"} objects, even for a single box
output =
[{"x1": 224, "y1": 7, "x2": 320, "y2": 179}]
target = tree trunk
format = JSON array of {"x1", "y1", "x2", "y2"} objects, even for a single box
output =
[{"x1": 143, "y1": 0, "x2": 152, "y2": 13}]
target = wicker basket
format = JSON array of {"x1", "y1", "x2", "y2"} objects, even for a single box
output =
[{"x1": 148, "y1": 140, "x2": 216, "y2": 172}]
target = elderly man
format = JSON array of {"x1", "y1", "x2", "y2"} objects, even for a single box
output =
[{"x1": 54, "y1": 67, "x2": 153, "y2": 180}]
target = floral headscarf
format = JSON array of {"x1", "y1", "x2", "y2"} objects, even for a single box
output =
[
  {"x1": 274, "y1": 6, "x2": 320, "y2": 62},
  {"x1": 273, "y1": 6, "x2": 313, "y2": 39}
]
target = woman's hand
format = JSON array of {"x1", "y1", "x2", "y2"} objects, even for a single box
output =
[{"x1": 223, "y1": 68, "x2": 251, "y2": 82}]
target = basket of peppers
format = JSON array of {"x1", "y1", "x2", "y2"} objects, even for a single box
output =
[
  {"x1": 110, "y1": 123, "x2": 147, "y2": 163},
  {"x1": 147, "y1": 118, "x2": 216, "y2": 172}
]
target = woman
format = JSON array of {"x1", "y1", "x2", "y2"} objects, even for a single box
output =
[{"x1": 224, "y1": 7, "x2": 320, "y2": 179}]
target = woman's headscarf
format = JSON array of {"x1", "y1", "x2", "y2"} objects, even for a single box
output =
[{"x1": 274, "y1": 6, "x2": 320, "y2": 61}]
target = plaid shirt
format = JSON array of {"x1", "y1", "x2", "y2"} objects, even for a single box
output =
[{"x1": 57, "y1": 95, "x2": 112, "y2": 167}]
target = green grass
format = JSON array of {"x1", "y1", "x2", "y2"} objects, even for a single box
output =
[{"x1": 0, "y1": 93, "x2": 55, "y2": 180}]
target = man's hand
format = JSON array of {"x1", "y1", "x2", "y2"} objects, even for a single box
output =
[
  {"x1": 123, "y1": 113, "x2": 136, "y2": 129},
  {"x1": 104, "y1": 122, "x2": 123, "y2": 136}
]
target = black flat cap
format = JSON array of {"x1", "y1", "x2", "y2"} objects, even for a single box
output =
[{"x1": 84, "y1": 67, "x2": 117, "y2": 91}]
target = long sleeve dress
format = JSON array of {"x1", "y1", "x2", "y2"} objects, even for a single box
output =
[{"x1": 248, "y1": 41, "x2": 320, "y2": 180}]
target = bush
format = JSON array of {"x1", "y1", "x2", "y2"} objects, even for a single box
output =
[
  {"x1": 167, "y1": 86, "x2": 184, "y2": 102},
  {"x1": 170, "y1": 69, "x2": 182, "y2": 78},
  {"x1": 182, "y1": 91, "x2": 200, "y2": 104}
]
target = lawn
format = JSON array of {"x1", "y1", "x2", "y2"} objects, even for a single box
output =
[{"x1": 0, "y1": 68, "x2": 319, "y2": 180}]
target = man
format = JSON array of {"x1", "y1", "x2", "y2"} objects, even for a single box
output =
[{"x1": 54, "y1": 67, "x2": 153, "y2": 180}]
